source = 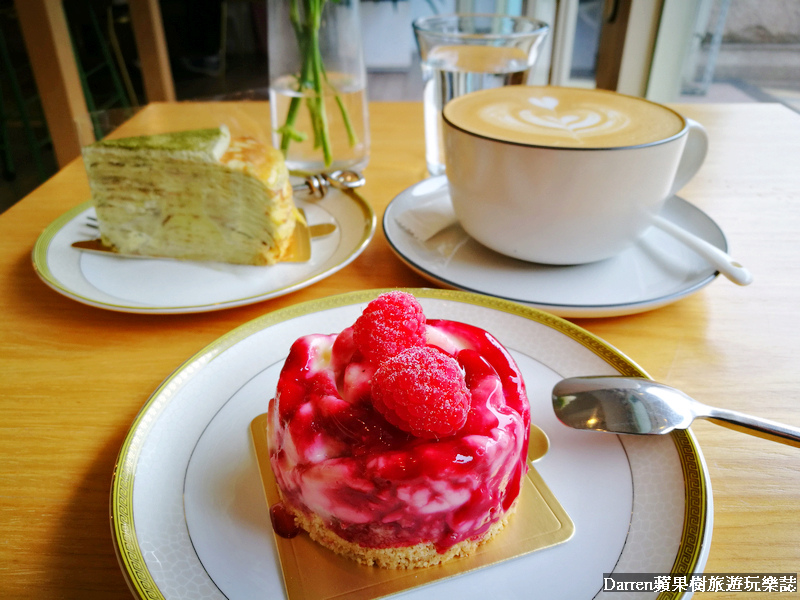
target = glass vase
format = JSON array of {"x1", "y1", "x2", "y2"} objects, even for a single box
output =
[{"x1": 268, "y1": 0, "x2": 370, "y2": 174}]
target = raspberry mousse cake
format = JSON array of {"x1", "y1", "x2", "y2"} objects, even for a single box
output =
[{"x1": 266, "y1": 291, "x2": 530, "y2": 568}]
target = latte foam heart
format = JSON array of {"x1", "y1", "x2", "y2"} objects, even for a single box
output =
[
  {"x1": 528, "y1": 96, "x2": 559, "y2": 110},
  {"x1": 517, "y1": 110, "x2": 607, "y2": 133}
]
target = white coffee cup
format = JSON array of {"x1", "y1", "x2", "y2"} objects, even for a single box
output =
[{"x1": 442, "y1": 85, "x2": 709, "y2": 265}]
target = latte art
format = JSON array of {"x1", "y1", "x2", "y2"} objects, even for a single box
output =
[
  {"x1": 444, "y1": 86, "x2": 685, "y2": 148},
  {"x1": 482, "y1": 98, "x2": 631, "y2": 141}
]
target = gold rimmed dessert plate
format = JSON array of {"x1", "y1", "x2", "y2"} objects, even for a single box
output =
[
  {"x1": 109, "y1": 289, "x2": 712, "y2": 600},
  {"x1": 32, "y1": 189, "x2": 375, "y2": 313}
]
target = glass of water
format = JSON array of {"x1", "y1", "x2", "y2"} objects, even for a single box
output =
[{"x1": 413, "y1": 14, "x2": 549, "y2": 176}]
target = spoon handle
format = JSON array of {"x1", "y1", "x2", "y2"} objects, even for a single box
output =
[
  {"x1": 702, "y1": 406, "x2": 800, "y2": 448},
  {"x1": 652, "y1": 215, "x2": 753, "y2": 286}
]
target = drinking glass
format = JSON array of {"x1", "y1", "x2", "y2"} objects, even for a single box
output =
[{"x1": 413, "y1": 14, "x2": 549, "y2": 176}]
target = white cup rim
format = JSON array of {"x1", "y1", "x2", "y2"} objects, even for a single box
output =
[{"x1": 442, "y1": 86, "x2": 689, "y2": 151}]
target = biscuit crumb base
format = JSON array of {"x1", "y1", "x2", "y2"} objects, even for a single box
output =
[{"x1": 282, "y1": 501, "x2": 517, "y2": 569}]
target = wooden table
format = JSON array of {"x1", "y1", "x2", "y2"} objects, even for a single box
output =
[{"x1": 1, "y1": 101, "x2": 799, "y2": 598}]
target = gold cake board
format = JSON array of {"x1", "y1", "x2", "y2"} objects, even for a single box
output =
[{"x1": 250, "y1": 413, "x2": 574, "y2": 600}]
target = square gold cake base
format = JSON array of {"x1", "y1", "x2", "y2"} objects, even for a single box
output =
[{"x1": 250, "y1": 413, "x2": 574, "y2": 600}]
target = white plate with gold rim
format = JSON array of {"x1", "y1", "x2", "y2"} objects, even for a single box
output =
[
  {"x1": 111, "y1": 289, "x2": 711, "y2": 600},
  {"x1": 384, "y1": 176, "x2": 729, "y2": 318},
  {"x1": 32, "y1": 189, "x2": 375, "y2": 314}
]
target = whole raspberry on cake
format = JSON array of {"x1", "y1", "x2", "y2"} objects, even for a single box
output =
[{"x1": 267, "y1": 291, "x2": 530, "y2": 569}]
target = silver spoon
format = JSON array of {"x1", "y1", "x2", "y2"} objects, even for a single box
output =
[{"x1": 552, "y1": 376, "x2": 800, "y2": 448}]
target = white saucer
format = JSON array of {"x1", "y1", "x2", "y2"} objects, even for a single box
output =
[{"x1": 384, "y1": 176, "x2": 728, "y2": 318}]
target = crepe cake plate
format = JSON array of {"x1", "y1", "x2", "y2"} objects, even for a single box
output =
[{"x1": 32, "y1": 188, "x2": 375, "y2": 313}]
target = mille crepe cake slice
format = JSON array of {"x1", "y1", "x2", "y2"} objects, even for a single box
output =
[{"x1": 82, "y1": 126, "x2": 297, "y2": 265}]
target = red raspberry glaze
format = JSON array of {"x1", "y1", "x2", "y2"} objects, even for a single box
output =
[{"x1": 267, "y1": 319, "x2": 530, "y2": 554}]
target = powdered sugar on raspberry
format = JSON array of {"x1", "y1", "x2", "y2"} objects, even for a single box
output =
[
  {"x1": 352, "y1": 291, "x2": 426, "y2": 365},
  {"x1": 371, "y1": 346, "x2": 470, "y2": 438}
]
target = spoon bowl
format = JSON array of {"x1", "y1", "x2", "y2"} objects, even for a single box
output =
[{"x1": 553, "y1": 376, "x2": 800, "y2": 448}]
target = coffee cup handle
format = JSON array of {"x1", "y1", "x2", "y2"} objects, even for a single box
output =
[{"x1": 669, "y1": 118, "x2": 709, "y2": 196}]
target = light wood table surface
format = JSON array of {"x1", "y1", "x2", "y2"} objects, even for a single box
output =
[{"x1": 1, "y1": 101, "x2": 799, "y2": 598}]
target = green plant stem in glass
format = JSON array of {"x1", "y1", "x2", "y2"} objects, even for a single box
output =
[{"x1": 277, "y1": 0, "x2": 359, "y2": 168}]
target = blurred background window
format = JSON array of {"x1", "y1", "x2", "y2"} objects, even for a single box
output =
[{"x1": 1, "y1": 0, "x2": 798, "y2": 213}]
